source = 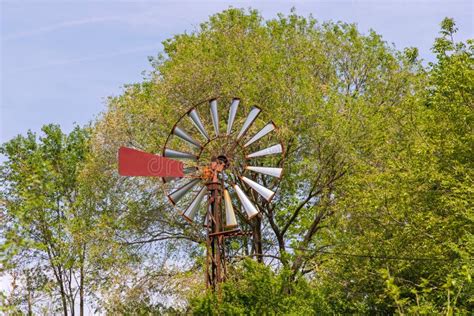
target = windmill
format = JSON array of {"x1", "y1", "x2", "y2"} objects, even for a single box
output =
[{"x1": 118, "y1": 97, "x2": 284, "y2": 290}]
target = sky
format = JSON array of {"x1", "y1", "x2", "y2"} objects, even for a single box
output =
[{"x1": 1, "y1": 0, "x2": 473, "y2": 146}]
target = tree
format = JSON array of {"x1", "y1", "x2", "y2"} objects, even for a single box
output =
[
  {"x1": 89, "y1": 7, "x2": 425, "y2": 308},
  {"x1": 1, "y1": 125, "x2": 90, "y2": 314},
  {"x1": 0, "y1": 125, "x2": 136, "y2": 315},
  {"x1": 309, "y1": 17, "x2": 473, "y2": 313}
]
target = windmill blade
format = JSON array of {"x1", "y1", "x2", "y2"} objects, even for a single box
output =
[
  {"x1": 223, "y1": 189, "x2": 238, "y2": 228},
  {"x1": 243, "y1": 122, "x2": 276, "y2": 148},
  {"x1": 203, "y1": 204, "x2": 211, "y2": 228},
  {"x1": 246, "y1": 144, "x2": 283, "y2": 159},
  {"x1": 173, "y1": 126, "x2": 202, "y2": 148},
  {"x1": 163, "y1": 167, "x2": 199, "y2": 183},
  {"x1": 226, "y1": 98, "x2": 240, "y2": 135},
  {"x1": 183, "y1": 166, "x2": 199, "y2": 175},
  {"x1": 233, "y1": 184, "x2": 259, "y2": 219},
  {"x1": 245, "y1": 166, "x2": 282, "y2": 178},
  {"x1": 182, "y1": 186, "x2": 208, "y2": 222},
  {"x1": 210, "y1": 99, "x2": 219, "y2": 137},
  {"x1": 168, "y1": 178, "x2": 200, "y2": 204},
  {"x1": 241, "y1": 176, "x2": 275, "y2": 202},
  {"x1": 237, "y1": 106, "x2": 261, "y2": 140},
  {"x1": 164, "y1": 148, "x2": 198, "y2": 160},
  {"x1": 118, "y1": 147, "x2": 184, "y2": 177},
  {"x1": 188, "y1": 109, "x2": 210, "y2": 140}
]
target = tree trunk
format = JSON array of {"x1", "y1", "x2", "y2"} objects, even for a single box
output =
[
  {"x1": 26, "y1": 271, "x2": 33, "y2": 316},
  {"x1": 290, "y1": 210, "x2": 326, "y2": 279},
  {"x1": 253, "y1": 216, "x2": 263, "y2": 263},
  {"x1": 79, "y1": 243, "x2": 85, "y2": 316},
  {"x1": 48, "y1": 251, "x2": 68, "y2": 316},
  {"x1": 58, "y1": 275, "x2": 68, "y2": 316}
]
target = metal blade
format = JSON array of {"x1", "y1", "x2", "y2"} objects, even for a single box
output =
[
  {"x1": 245, "y1": 166, "x2": 282, "y2": 178},
  {"x1": 188, "y1": 109, "x2": 210, "y2": 141},
  {"x1": 173, "y1": 126, "x2": 202, "y2": 148},
  {"x1": 233, "y1": 184, "x2": 259, "y2": 218},
  {"x1": 182, "y1": 186, "x2": 208, "y2": 222},
  {"x1": 243, "y1": 122, "x2": 276, "y2": 147},
  {"x1": 246, "y1": 144, "x2": 283, "y2": 159},
  {"x1": 168, "y1": 178, "x2": 200, "y2": 204},
  {"x1": 118, "y1": 147, "x2": 184, "y2": 177},
  {"x1": 203, "y1": 204, "x2": 211, "y2": 227},
  {"x1": 184, "y1": 167, "x2": 199, "y2": 174},
  {"x1": 163, "y1": 167, "x2": 199, "y2": 183},
  {"x1": 226, "y1": 98, "x2": 240, "y2": 135},
  {"x1": 237, "y1": 106, "x2": 261, "y2": 140},
  {"x1": 210, "y1": 99, "x2": 219, "y2": 137},
  {"x1": 241, "y1": 176, "x2": 275, "y2": 202},
  {"x1": 223, "y1": 189, "x2": 238, "y2": 228},
  {"x1": 164, "y1": 148, "x2": 197, "y2": 160}
]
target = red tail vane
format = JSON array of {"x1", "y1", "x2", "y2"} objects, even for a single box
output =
[{"x1": 118, "y1": 146, "x2": 185, "y2": 177}]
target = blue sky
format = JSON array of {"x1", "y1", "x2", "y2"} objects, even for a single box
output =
[{"x1": 1, "y1": 0, "x2": 473, "y2": 145}]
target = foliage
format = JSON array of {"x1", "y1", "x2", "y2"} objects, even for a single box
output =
[
  {"x1": 190, "y1": 259, "x2": 323, "y2": 315},
  {"x1": 0, "y1": 125, "x2": 137, "y2": 314},
  {"x1": 311, "y1": 17, "x2": 473, "y2": 314},
  {"x1": 93, "y1": 6, "x2": 422, "y2": 277},
  {"x1": 1, "y1": 125, "x2": 92, "y2": 314}
]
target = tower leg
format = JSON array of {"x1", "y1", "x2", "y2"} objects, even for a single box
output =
[{"x1": 206, "y1": 182, "x2": 226, "y2": 290}]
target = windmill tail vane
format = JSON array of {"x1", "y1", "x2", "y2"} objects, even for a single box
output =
[
  {"x1": 117, "y1": 97, "x2": 285, "y2": 290},
  {"x1": 118, "y1": 146, "x2": 185, "y2": 177}
]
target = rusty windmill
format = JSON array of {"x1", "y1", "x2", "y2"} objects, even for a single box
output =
[{"x1": 118, "y1": 97, "x2": 284, "y2": 290}]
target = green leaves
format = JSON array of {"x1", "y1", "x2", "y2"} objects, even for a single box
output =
[
  {"x1": 190, "y1": 259, "x2": 317, "y2": 315},
  {"x1": 321, "y1": 18, "x2": 473, "y2": 314},
  {"x1": 0, "y1": 124, "x2": 115, "y2": 313}
]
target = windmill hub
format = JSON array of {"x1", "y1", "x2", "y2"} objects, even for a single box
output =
[{"x1": 215, "y1": 155, "x2": 229, "y2": 169}]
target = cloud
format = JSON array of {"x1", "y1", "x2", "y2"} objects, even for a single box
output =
[
  {"x1": 3, "y1": 16, "x2": 122, "y2": 41},
  {"x1": 2, "y1": 3, "x2": 207, "y2": 43},
  {"x1": 11, "y1": 44, "x2": 159, "y2": 72}
]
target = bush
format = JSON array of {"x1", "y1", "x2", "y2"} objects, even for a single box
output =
[{"x1": 190, "y1": 259, "x2": 326, "y2": 315}]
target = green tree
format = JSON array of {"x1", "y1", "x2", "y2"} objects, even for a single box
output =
[
  {"x1": 91, "y1": 8, "x2": 419, "y2": 283},
  {"x1": 0, "y1": 125, "x2": 136, "y2": 315},
  {"x1": 1, "y1": 125, "x2": 91, "y2": 314},
  {"x1": 313, "y1": 17, "x2": 473, "y2": 314}
]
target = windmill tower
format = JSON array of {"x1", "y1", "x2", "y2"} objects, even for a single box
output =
[{"x1": 118, "y1": 97, "x2": 284, "y2": 289}]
